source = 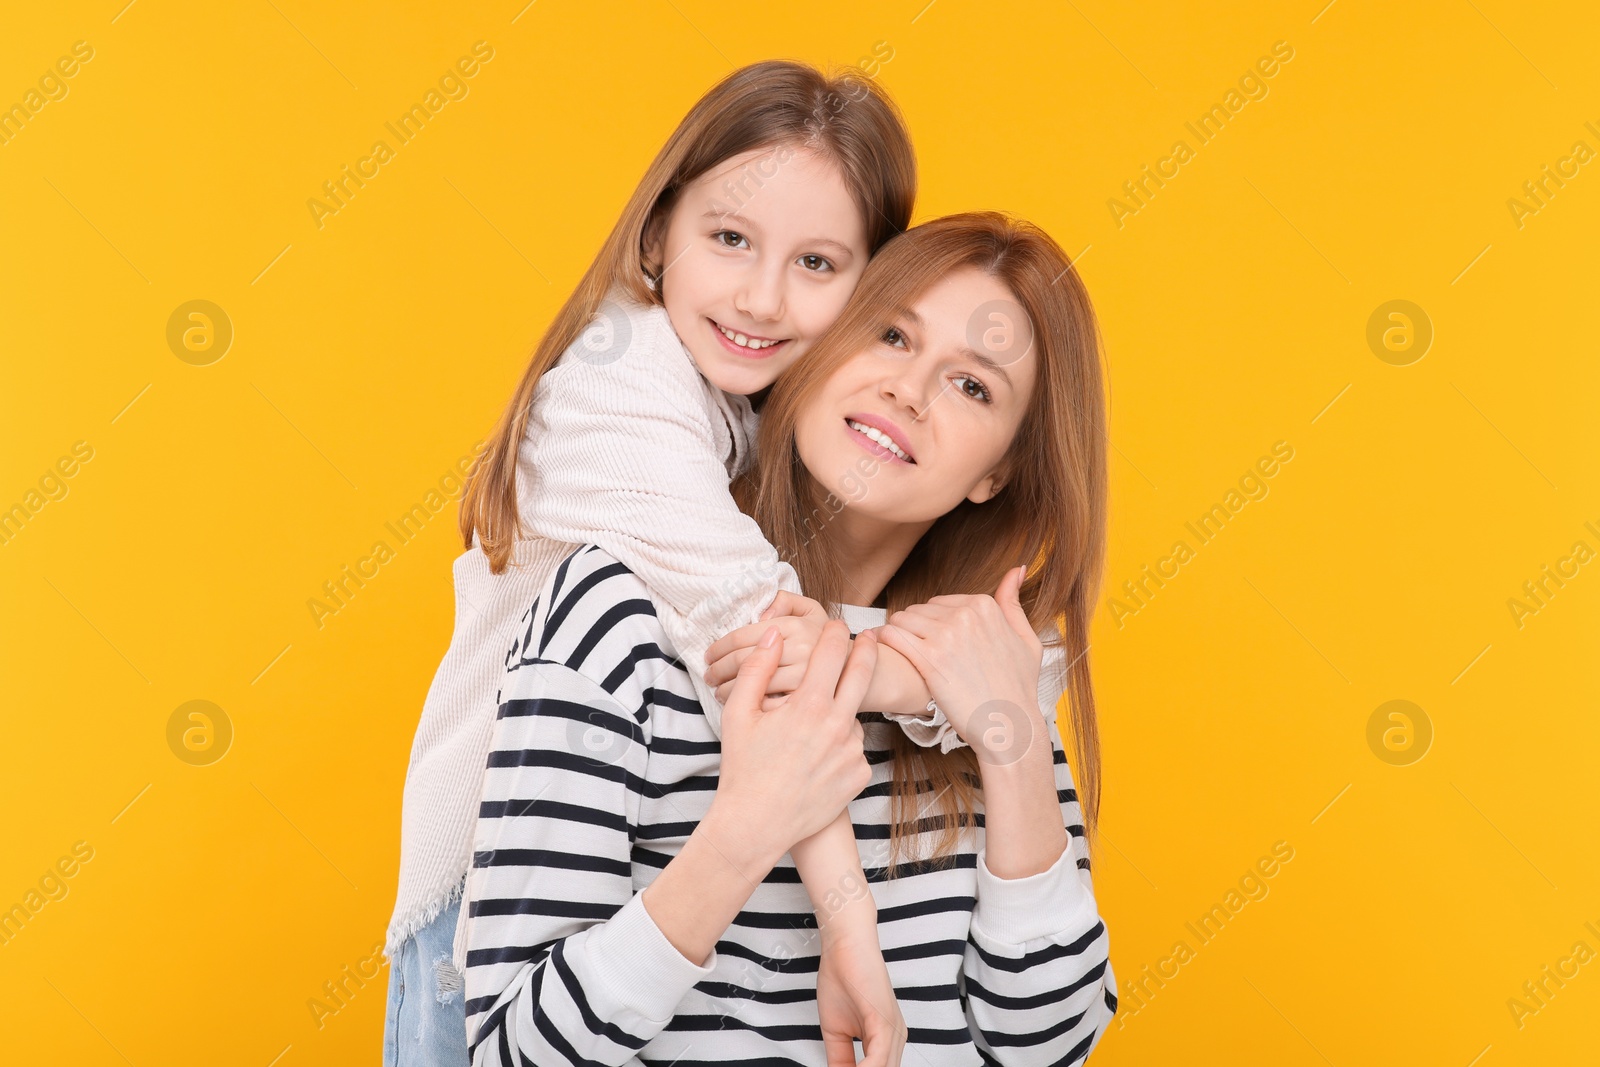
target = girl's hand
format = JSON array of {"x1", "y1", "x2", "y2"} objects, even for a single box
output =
[
  {"x1": 708, "y1": 623, "x2": 878, "y2": 858},
  {"x1": 874, "y1": 566, "x2": 1045, "y2": 766},
  {"x1": 816, "y1": 926, "x2": 906, "y2": 1067},
  {"x1": 705, "y1": 592, "x2": 830, "y2": 711}
]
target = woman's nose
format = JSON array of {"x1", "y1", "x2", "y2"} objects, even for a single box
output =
[{"x1": 881, "y1": 370, "x2": 933, "y2": 421}]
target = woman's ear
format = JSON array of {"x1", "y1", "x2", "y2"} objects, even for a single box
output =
[
  {"x1": 967, "y1": 450, "x2": 1014, "y2": 504},
  {"x1": 966, "y1": 470, "x2": 1006, "y2": 505}
]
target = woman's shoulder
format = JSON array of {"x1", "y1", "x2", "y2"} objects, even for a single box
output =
[{"x1": 504, "y1": 544, "x2": 687, "y2": 710}]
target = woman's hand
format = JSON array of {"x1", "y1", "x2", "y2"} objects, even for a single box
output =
[
  {"x1": 707, "y1": 621, "x2": 879, "y2": 861},
  {"x1": 705, "y1": 592, "x2": 830, "y2": 711},
  {"x1": 874, "y1": 566, "x2": 1045, "y2": 766},
  {"x1": 816, "y1": 925, "x2": 906, "y2": 1067}
]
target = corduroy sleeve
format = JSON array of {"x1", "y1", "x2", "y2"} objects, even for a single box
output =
[{"x1": 512, "y1": 294, "x2": 800, "y2": 740}]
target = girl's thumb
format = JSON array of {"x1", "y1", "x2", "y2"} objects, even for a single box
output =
[{"x1": 759, "y1": 593, "x2": 784, "y2": 622}]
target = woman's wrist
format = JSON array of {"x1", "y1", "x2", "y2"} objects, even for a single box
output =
[
  {"x1": 700, "y1": 800, "x2": 789, "y2": 879},
  {"x1": 970, "y1": 698, "x2": 1054, "y2": 771},
  {"x1": 643, "y1": 807, "x2": 786, "y2": 968}
]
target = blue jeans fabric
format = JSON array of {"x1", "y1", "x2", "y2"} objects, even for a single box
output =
[{"x1": 383, "y1": 895, "x2": 470, "y2": 1066}]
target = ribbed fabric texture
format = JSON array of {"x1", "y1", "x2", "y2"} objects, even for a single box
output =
[
  {"x1": 386, "y1": 290, "x2": 963, "y2": 957},
  {"x1": 462, "y1": 545, "x2": 1117, "y2": 1066},
  {"x1": 387, "y1": 537, "x2": 581, "y2": 957}
]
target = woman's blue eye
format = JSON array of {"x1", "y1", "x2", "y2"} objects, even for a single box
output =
[
  {"x1": 881, "y1": 326, "x2": 907, "y2": 349},
  {"x1": 954, "y1": 375, "x2": 992, "y2": 403},
  {"x1": 714, "y1": 230, "x2": 749, "y2": 249},
  {"x1": 799, "y1": 254, "x2": 835, "y2": 273}
]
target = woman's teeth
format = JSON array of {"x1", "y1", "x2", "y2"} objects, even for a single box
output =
[
  {"x1": 715, "y1": 322, "x2": 784, "y2": 350},
  {"x1": 846, "y1": 419, "x2": 911, "y2": 462}
]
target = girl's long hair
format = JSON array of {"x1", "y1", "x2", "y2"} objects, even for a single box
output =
[
  {"x1": 460, "y1": 60, "x2": 916, "y2": 571},
  {"x1": 731, "y1": 212, "x2": 1109, "y2": 868}
]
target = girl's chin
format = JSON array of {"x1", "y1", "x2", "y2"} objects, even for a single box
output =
[{"x1": 696, "y1": 350, "x2": 780, "y2": 396}]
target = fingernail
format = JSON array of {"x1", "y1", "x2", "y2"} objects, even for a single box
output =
[{"x1": 759, "y1": 626, "x2": 779, "y2": 648}]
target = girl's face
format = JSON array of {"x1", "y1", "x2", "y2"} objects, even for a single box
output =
[
  {"x1": 647, "y1": 145, "x2": 870, "y2": 397},
  {"x1": 794, "y1": 267, "x2": 1039, "y2": 524}
]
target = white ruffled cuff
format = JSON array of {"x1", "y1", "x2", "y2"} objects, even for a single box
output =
[{"x1": 879, "y1": 702, "x2": 969, "y2": 754}]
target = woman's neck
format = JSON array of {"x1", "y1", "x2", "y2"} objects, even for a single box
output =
[{"x1": 828, "y1": 508, "x2": 936, "y2": 609}]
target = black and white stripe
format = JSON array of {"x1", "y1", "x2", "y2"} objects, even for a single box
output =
[{"x1": 464, "y1": 544, "x2": 1118, "y2": 1065}]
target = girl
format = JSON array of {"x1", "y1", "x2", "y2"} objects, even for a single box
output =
[
  {"x1": 385, "y1": 60, "x2": 936, "y2": 1064},
  {"x1": 463, "y1": 212, "x2": 1117, "y2": 1065}
]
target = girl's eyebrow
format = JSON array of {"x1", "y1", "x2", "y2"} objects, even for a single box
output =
[
  {"x1": 702, "y1": 208, "x2": 755, "y2": 226},
  {"x1": 700, "y1": 209, "x2": 856, "y2": 260}
]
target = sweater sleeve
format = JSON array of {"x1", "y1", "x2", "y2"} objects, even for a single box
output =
[
  {"x1": 463, "y1": 658, "x2": 715, "y2": 1065},
  {"x1": 513, "y1": 296, "x2": 799, "y2": 739},
  {"x1": 960, "y1": 702, "x2": 1118, "y2": 1064}
]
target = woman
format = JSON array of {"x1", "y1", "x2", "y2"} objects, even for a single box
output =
[{"x1": 462, "y1": 212, "x2": 1116, "y2": 1066}]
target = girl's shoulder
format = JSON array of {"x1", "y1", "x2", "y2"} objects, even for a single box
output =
[
  {"x1": 552, "y1": 289, "x2": 687, "y2": 377},
  {"x1": 525, "y1": 290, "x2": 754, "y2": 466}
]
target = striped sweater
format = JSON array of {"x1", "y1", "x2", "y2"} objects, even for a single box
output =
[{"x1": 463, "y1": 544, "x2": 1118, "y2": 1065}]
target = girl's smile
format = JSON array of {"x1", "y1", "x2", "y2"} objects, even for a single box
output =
[{"x1": 709, "y1": 318, "x2": 791, "y2": 359}]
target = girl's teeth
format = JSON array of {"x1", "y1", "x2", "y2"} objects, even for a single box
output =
[{"x1": 716, "y1": 323, "x2": 781, "y2": 350}]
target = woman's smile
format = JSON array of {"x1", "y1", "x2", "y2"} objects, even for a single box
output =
[{"x1": 843, "y1": 416, "x2": 915, "y2": 464}]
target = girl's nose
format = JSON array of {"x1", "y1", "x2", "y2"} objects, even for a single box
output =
[{"x1": 735, "y1": 262, "x2": 786, "y2": 324}]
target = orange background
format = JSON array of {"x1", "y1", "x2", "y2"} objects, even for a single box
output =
[{"x1": 1, "y1": 1, "x2": 1596, "y2": 1063}]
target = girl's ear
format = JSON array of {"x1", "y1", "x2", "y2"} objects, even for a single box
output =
[{"x1": 640, "y1": 207, "x2": 669, "y2": 279}]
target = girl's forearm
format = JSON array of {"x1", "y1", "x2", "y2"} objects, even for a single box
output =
[
  {"x1": 791, "y1": 809, "x2": 877, "y2": 941},
  {"x1": 641, "y1": 806, "x2": 787, "y2": 967},
  {"x1": 975, "y1": 717, "x2": 1068, "y2": 879},
  {"x1": 862, "y1": 642, "x2": 933, "y2": 717}
]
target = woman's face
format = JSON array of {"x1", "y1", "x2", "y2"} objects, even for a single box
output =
[{"x1": 794, "y1": 266, "x2": 1039, "y2": 525}]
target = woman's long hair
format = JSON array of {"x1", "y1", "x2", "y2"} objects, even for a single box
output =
[
  {"x1": 460, "y1": 60, "x2": 916, "y2": 572},
  {"x1": 731, "y1": 212, "x2": 1109, "y2": 869}
]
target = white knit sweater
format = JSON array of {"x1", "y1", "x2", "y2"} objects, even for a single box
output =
[{"x1": 386, "y1": 292, "x2": 962, "y2": 956}]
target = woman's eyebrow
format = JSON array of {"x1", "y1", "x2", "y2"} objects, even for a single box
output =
[
  {"x1": 961, "y1": 345, "x2": 1014, "y2": 388},
  {"x1": 898, "y1": 307, "x2": 1015, "y2": 389}
]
